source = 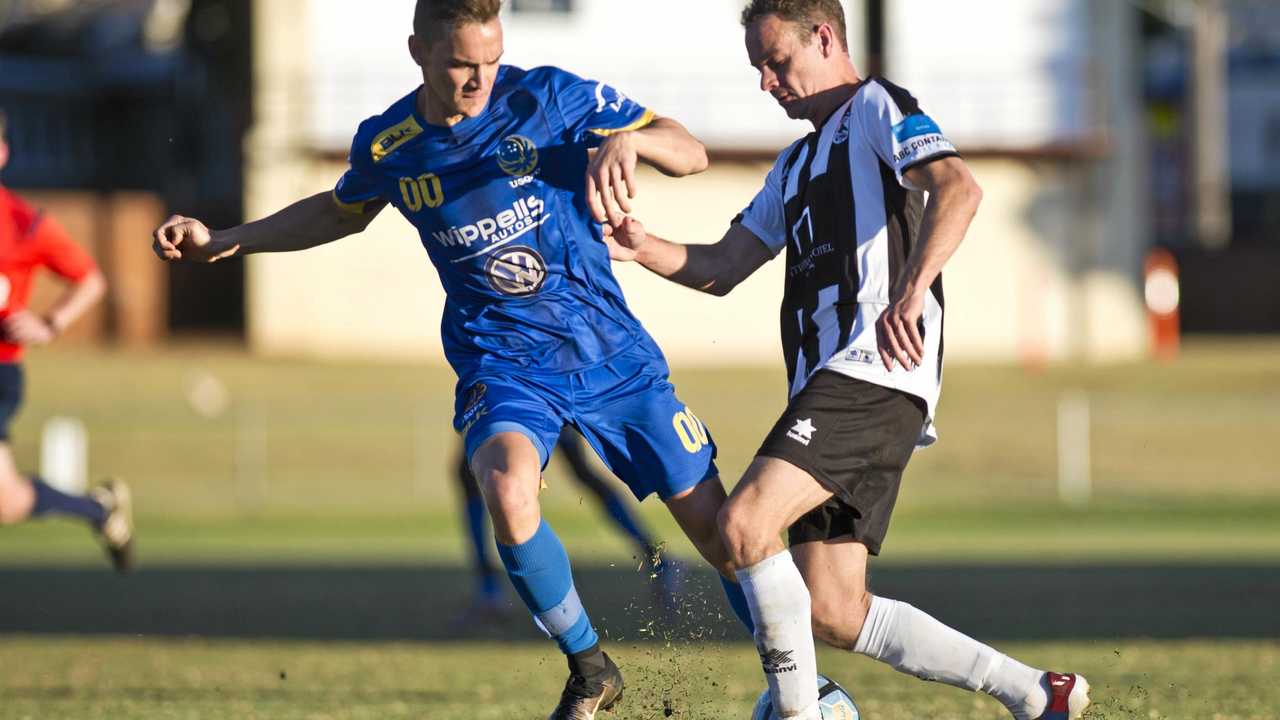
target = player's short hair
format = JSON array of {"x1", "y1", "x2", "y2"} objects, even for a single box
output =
[
  {"x1": 0, "y1": 109, "x2": 7, "y2": 139},
  {"x1": 740, "y1": 0, "x2": 849, "y2": 52},
  {"x1": 413, "y1": 0, "x2": 502, "y2": 45}
]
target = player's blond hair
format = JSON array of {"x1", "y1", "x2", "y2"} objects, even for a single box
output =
[
  {"x1": 740, "y1": 0, "x2": 849, "y2": 52},
  {"x1": 413, "y1": 0, "x2": 502, "y2": 44}
]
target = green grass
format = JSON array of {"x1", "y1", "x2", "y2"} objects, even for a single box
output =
[
  {"x1": 3, "y1": 340, "x2": 1279, "y2": 718},
  {"x1": 0, "y1": 637, "x2": 1276, "y2": 719},
  {"x1": 4, "y1": 337, "x2": 1280, "y2": 565}
]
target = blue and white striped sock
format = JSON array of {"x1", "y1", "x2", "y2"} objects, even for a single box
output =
[{"x1": 497, "y1": 519, "x2": 599, "y2": 655}]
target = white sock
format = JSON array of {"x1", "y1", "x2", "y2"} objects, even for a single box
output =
[
  {"x1": 854, "y1": 595, "x2": 1048, "y2": 719},
  {"x1": 737, "y1": 551, "x2": 820, "y2": 719}
]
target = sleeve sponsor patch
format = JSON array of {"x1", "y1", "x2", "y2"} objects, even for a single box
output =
[{"x1": 892, "y1": 114, "x2": 943, "y2": 143}]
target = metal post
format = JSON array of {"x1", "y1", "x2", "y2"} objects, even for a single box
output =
[
  {"x1": 1191, "y1": 0, "x2": 1232, "y2": 249},
  {"x1": 1057, "y1": 390, "x2": 1092, "y2": 508}
]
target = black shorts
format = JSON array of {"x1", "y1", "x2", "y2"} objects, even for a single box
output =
[
  {"x1": 0, "y1": 363, "x2": 24, "y2": 442},
  {"x1": 756, "y1": 370, "x2": 925, "y2": 555}
]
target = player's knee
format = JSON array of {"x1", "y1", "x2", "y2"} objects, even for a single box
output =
[
  {"x1": 810, "y1": 586, "x2": 871, "y2": 651},
  {"x1": 477, "y1": 467, "x2": 541, "y2": 538},
  {"x1": 0, "y1": 480, "x2": 29, "y2": 524},
  {"x1": 717, "y1": 500, "x2": 771, "y2": 567}
]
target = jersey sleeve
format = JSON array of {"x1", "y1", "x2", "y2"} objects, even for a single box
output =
[
  {"x1": 542, "y1": 67, "x2": 655, "y2": 146},
  {"x1": 332, "y1": 122, "x2": 385, "y2": 214},
  {"x1": 857, "y1": 79, "x2": 959, "y2": 190},
  {"x1": 733, "y1": 143, "x2": 797, "y2": 257},
  {"x1": 33, "y1": 215, "x2": 96, "y2": 281}
]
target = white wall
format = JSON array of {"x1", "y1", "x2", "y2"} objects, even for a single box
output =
[
  {"x1": 304, "y1": 0, "x2": 864, "y2": 152},
  {"x1": 887, "y1": 0, "x2": 1096, "y2": 149},
  {"x1": 245, "y1": 0, "x2": 1149, "y2": 367}
]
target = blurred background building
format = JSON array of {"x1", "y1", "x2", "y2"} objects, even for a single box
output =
[{"x1": 1, "y1": 0, "x2": 1277, "y2": 364}]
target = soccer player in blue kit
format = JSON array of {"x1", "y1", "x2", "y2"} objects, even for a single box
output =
[{"x1": 151, "y1": 1, "x2": 753, "y2": 717}]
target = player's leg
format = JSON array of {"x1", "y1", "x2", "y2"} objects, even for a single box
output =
[
  {"x1": 0, "y1": 363, "x2": 132, "y2": 570},
  {"x1": 792, "y1": 538, "x2": 1090, "y2": 720},
  {"x1": 453, "y1": 444, "x2": 505, "y2": 615},
  {"x1": 568, "y1": 346, "x2": 755, "y2": 634},
  {"x1": 0, "y1": 447, "x2": 104, "y2": 527},
  {"x1": 459, "y1": 378, "x2": 621, "y2": 719},
  {"x1": 0, "y1": 446, "x2": 37, "y2": 523},
  {"x1": 720, "y1": 369, "x2": 937, "y2": 719},
  {"x1": 719, "y1": 456, "x2": 833, "y2": 720},
  {"x1": 661, "y1": 476, "x2": 753, "y2": 631}
]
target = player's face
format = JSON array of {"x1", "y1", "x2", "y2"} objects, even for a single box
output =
[
  {"x1": 0, "y1": 138, "x2": 7, "y2": 172},
  {"x1": 746, "y1": 14, "x2": 830, "y2": 120},
  {"x1": 411, "y1": 18, "x2": 504, "y2": 121}
]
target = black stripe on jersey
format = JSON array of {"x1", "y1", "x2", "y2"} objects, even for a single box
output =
[
  {"x1": 870, "y1": 77, "x2": 921, "y2": 116},
  {"x1": 779, "y1": 133, "x2": 822, "y2": 387},
  {"x1": 900, "y1": 150, "x2": 962, "y2": 178},
  {"x1": 879, "y1": 159, "x2": 928, "y2": 342},
  {"x1": 934, "y1": 274, "x2": 945, "y2": 382},
  {"x1": 824, "y1": 115, "x2": 860, "y2": 356},
  {"x1": 778, "y1": 113, "x2": 861, "y2": 392},
  {"x1": 879, "y1": 160, "x2": 923, "y2": 298}
]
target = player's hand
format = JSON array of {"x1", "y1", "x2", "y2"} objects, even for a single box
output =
[
  {"x1": 3, "y1": 310, "x2": 56, "y2": 346},
  {"x1": 602, "y1": 217, "x2": 647, "y2": 262},
  {"x1": 586, "y1": 132, "x2": 638, "y2": 227},
  {"x1": 152, "y1": 215, "x2": 239, "y2": 263},
  {"x1": 875, "y1": 285, "x2": 926, "y2": 371}
]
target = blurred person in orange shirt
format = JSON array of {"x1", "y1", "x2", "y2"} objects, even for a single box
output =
[{"x1": 0, "y1": 108, "x2": 134, "y2": 572}]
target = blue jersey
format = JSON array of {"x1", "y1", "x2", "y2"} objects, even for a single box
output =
[{"x1": 333, "y1": 65, "x2": 659, "y2": 378}]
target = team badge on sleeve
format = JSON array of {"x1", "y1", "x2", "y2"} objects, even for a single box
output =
[{"x1": 890, "y1": 112, "x2": 956, "y2": 167}]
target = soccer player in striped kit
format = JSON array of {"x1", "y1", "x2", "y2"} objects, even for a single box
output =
[
  {"x1": 0, "y1": 109, "x2": 134, "y2": 572},
  {"x1": 604, "y1": 2, "x2": 1090, "y2": 718}
]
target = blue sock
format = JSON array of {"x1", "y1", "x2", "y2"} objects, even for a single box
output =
[
  {"x1": 720, "y1": 575, "x2": 756, "y2": 635},
  {"x1": 497, "y1": 520, "x2": 599, "y2": 655},
  {"x1": 30, "y1": 478, "x2": 106, "y2": 527},
  {"x1": 463, "y1": 495, "x2": 502, "y2": 597}
]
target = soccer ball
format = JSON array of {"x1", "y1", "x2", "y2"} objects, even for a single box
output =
[{"x1": 749, "y1": 674, "x2": 860, "y2": 720}]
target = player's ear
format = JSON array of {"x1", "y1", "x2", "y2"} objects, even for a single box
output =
[
  {"x1": 816, "y1": 23, "x2": 836, "y2": 58},
  {"x1": 408, "y1": 34, "x2": 426, "y2": 68}
]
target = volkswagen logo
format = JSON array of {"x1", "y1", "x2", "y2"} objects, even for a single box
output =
[{"x1": 485, "y1": 246, "x2": 547, "y2": 296}]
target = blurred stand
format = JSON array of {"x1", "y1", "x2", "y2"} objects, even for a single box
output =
[
  {"x1": 0, "y1": 0, "x2": 251, "y2": 343},
  {"x1": 3, "y1": 0, "x2": 1277, "y2": 352}
]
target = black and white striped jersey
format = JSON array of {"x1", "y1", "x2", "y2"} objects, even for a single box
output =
[{"x1": 736, "y1": 78, "x2": 958, "y2": 446}]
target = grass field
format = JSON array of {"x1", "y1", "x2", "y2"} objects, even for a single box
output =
[
  {"x1": 2, "y1": 339, "x2": 1278, "y2": 718},
  {"x1": 2, "y1": 638, "x2": 1277, "y2": 719}
]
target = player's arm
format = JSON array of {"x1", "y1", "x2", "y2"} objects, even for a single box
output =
[
  {"x1": 587, "y1": 115, "x2": 708, "y2": 227},
  {"x1": 5, "y1": 217, "x2": 108, "y2": 345},
  {"x1": 876, "y1": 156, "x2": 982, "y2": 370},
  {"x1": 604, "y1": 217, "x2": 772, "y2": 297},
  {"x1": 43, "y1": 269, "x2": 106, "y2": 336},
  {"x1": 3, "y1": 271, "x2": 106, "y2": 346},
  {"x1": 152, "y1": 192, "x2": 385, "y2": 263},
  {"x1": 628, "y1": 115, "x2": 708, "y2": 177}
]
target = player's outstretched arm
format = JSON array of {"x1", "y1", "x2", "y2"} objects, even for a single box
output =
[
  {"x1": 586, "y1": 116, "x2": 708, "y2": 227},
  {"x1": 605, "y1": 217, "x2": 771, "y2": 297},
  {"x1": 152, "y1": 192, "x2": 384, "y2": 263},
  {"x1": 876, "y1": 156, "x2": 982, "y2": 370}
]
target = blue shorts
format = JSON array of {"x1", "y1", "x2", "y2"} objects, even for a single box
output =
[
  {"x1": 0, "y1": 363, "x2": 22, "y2": 442},
  {"x1": 455, "y1": 344, "x2": 718, "y2": 501}
]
